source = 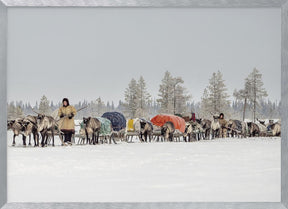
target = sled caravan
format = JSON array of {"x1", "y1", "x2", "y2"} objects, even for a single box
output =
[{"x1": 7, "y1": 111, "x2": 281, "y2": 147}]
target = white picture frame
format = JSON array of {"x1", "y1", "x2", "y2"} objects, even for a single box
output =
[{"x1": 0, "y1": 0, "x2": 287, "y2": 208}]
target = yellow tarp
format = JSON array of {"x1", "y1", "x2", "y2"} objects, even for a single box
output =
[{"x1": 127, "y1": 119, "x2": 135, "y2": 132}]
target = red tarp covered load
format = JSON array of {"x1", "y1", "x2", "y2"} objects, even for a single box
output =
[{"x1": 150, "y1": 114, "x2": 186, "y2": 133}]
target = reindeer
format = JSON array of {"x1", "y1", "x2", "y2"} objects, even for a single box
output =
[
  {"x1": 184, "y1": 122, "x2": 194, "y2": 142},
  {"x1": 37, "y1": 114, "x2": 57, "y2": 147},
  {"x1": 255, "y1": 119, "x2": 268, "y2": 137},
  {"x1": 22, "y1": 115, "x2": 39, "y2": 146},
  {"x1": 82, "y1": 117, "x2": 101, "y2": 145},
  {"x1": 247, "y1": 122, "x2": 260, "y2": 137},
  {"x1": 140, "y1": 120, "x2": 153, "y2": 142},
  {"x1": 211, "y1": 116, "x2": 220, "y2": 139},
  {"x1": 184, "y1": 121, "x2": 203, "y2": 141},
  {"x1": 173, "y1": 129, "x2": 184, "y2": 142},
  {"x1": 31, "y1": 109, "x2": 65, "y2": 146},
  {"x1": 200, "y1": 119, "x2": 211, "y2": 140},
  {"x1": 7, "y1": 118, "x2": 26, "y2": 146},
  {"x1": 193, "y1": 120, "x2": 205, "y2": 140},
  {"x1": 270, "y1": 122, "x2": 281, "y2": 136},
  {"x1": 265, "y1": 119, "x2": 281, "y2": 136},
  {"x1": 256, "y1": 122, "x2": 268, "y2": 136},
  {"x1": 78, "y1": 128, "x2": 89, "y2": 145},
  {"x1": 153, "y1": 125, "x2": 163, "y2": 142},
  {"x1": 161, "y1": 121, "x2": 175, "y2": 142},
  {"x1": 227, "y1": 120, "x2": 246, "y2": 138}
]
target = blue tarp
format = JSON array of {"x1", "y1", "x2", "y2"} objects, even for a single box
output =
[{"x1": 101, "y1": 112, "x2": 126, "y2": 131}]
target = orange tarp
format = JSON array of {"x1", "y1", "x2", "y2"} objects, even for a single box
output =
[{"x1": 150, "y1": 114, "x2": 186, "y2": 133}]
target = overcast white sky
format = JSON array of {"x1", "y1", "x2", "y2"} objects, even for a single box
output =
[{"x1": 7, "y1": 8, "x2": 281, "y2": 105}]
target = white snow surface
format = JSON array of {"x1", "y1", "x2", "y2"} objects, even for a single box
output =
[{"x1": 7, "y1": 131, "x2": 280, "y2": 202}]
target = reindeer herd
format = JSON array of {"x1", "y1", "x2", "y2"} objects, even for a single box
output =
[
  {"x1": 7, "y1": 114, "x2": 62, "y2": 147},
  {"x1": 189, "y1": 117, "x2": 281, "y2": 140},
  {"x1": 7, "y1": 113, "x2": 281, "y2": 147}
]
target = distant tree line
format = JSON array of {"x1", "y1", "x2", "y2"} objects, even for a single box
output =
[{"x1": 7, "y1": 68, "x2": 280, "y2": 121}]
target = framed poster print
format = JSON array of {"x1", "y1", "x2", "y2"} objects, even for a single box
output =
[{"x1": 0, "y1": 0, "x2": 287, "y2": 209}]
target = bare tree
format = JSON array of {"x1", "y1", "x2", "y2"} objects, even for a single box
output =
[
  {"x1": 246, "y1": 68, "x2": 268, "y2": 122},
  {"x1": 233, "y1": 80, "x2": 250, "y2": 121}
]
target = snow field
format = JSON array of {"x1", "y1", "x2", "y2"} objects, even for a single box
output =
[{"x1": 7, "y1": 132, "x2": 280, "y2": 202}]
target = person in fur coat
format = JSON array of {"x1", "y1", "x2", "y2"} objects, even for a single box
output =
[{"x1": 58, "y1": 98, "x2": 76, "y2": 144}]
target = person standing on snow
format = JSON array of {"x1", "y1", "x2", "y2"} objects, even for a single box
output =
[
  {"x1": 58, "y1": 98, "x2": 76, "y2": 144},
  {"x1": 219, "y1": 113, "x2": 228, "y2": 138}
]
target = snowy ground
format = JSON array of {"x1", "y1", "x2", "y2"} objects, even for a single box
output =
[{"x1": 7, "y1": 132, "x2": 280, "y2": 202}]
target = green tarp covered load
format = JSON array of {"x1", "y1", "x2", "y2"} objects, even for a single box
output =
[
  {"x1": 96, "y1": 117, "x2": 112, "y2": 135},
  {"x1": 79, "y1": 117, "x2": 112, "y2": 135},
  {"x1": 80, "y1": 121, "x2": 85, "y2": 129}
]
